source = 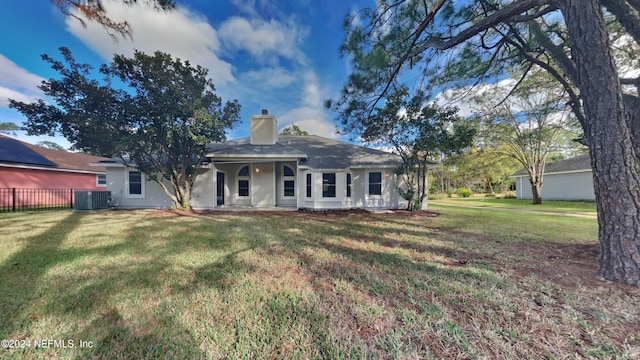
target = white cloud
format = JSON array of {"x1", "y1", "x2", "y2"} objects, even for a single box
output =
[
  {"x1": 278, "y1": 71, "x2": 338, "y2": 139},
  {"x1": 230, "y1": 0, "x2": 279, "y2": 18},
  {"x1": 0, "y1": 54, "x2": 45, "y2": 107},
  {"x1": 63, "y1": 1, "x2": 335, "y2": 140},
  {"x1": 65, "y1": 1, "x2": 234, "y2": 86},
  {"x1": 434, "y1": 78, "x2": 517, "y2": 117},
  {"x1": 241, "y1": 67, "x2": 296, "y2": 88},
  {"x1": 278, "y1": 107, "x2": 338, "y2": 139},
  {"x1": 219, "y1": 16, "x2": 306, "y2": 63}
]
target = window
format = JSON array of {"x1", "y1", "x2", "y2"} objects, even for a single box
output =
[
  {"x1": 126, "y1": 170, "x2": 144, "y2": 198},
  {"x1": 322, "y1": 173, "x2": 336, "y2": 198},
  {"x1": 283, "y1": 165, "x2": 295, "y2": 176},
  {"x1": 283, "y1": 165, "x2": 295, "y2": 197},
  {"x1": 238, "y1": 166, "x2": 250, "y2": 197},
  {"x1": 346, "y1": 173, "x2": 352, "y2": 198},
  {"x1": 306, "y1": 173, "x2": 312, "y2": 198},
  {"x1": 96, "y1": 174, "x2": 107, "y2": 187},
  {"x1": 368, "y1": 172, "x2": 382, "y2": 195},
  {"x1": 284, "y1": 180, "x2": 295, "y2": 196},
  {"x1": 238, "y1": 180, "x2": 249, "y2": 196}
]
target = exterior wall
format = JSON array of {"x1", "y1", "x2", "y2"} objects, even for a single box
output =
[
  {"x1": 104, "y1": 164, "x2": 409, "y2": 210},
  {"x1": 0, "y1": 166, "x2": 103, "y2": 189},
  {"x1": 252, "y1": 163, "x2": 276, "y2": 207},
  {"x1": 105, "y1": 167, "x2": 173, "y2": 209},
  {"x1": 300, "y1": 168, "x2": 407, "y2": 210},
  {"x1": 515, "y1": 171, "x2": 595, "y2": 200},
  {"x1": 191, "y1": 167, "x2": 214, "y2": 209}
]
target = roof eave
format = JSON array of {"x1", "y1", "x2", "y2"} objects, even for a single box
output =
[
  {"x1": 90, "y1": 162, "x2": 126, "y2": 168},
  {"x1": 208, "y1": 153, "x2": 308, "y2": 159}
]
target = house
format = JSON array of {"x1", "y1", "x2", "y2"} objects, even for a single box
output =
[
  {"x1": 92, "y1": 110, "x2": 410, "y2": 210},
  {"x1": 0, "y1": 134, "x2": 107, "y2": 189},
  {"x1": 512, "y1": 154, "x2": 594, "y2": 201}
]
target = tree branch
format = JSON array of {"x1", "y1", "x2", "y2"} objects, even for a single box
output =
[
  {"x1": 425, "y1": 0, "x2": 554, "y2": 50},
  {"x1": 372, "y1": 0, "x2": 447, "y2": 110},
  {"x1": 602, "y1": 0, "x2": 640, "y2": 45}
]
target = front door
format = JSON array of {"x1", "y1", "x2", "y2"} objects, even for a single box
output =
[{"x1": 216, "y1": 172, "x2": 225, "y2": 206}]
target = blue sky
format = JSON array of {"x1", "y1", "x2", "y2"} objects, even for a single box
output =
[{"x1": 0, "y1": 0, "x2": 372, "y2": 149}]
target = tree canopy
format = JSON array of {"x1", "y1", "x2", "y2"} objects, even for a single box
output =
[
  {"x1": 356, "y1": 86, "x2": 475, "y2": 210},
  {"x1": 0, "y1": 122, "x2": 20, "y2": 136},
  {"x1": 334, "y1": 0, "x2": 640, "y2": 285},
  {"x1": 471, "y1": 69, "x2": 582, "y2": 203},
  {"x1": 36, "y1": 141, "x2": 67, "y2": 151},
  {"x1": 9, "y1": 47, "x2": 240, "y2": 210},
  {"x1": 279, "y1": 124, "x2": 309, "y2": 136}
]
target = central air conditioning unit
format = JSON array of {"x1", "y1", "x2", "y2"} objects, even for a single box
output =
[{"x1": 75, "y1": 190, "x2": 111, "y2": 210}]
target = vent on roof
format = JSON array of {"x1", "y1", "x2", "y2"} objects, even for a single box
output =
[{"x1": 74, "y1": 191, "x2": 111, "y2": 210}]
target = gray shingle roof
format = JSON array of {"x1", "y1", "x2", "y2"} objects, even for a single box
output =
[
  {"x1": 207, "y1": 135, "x2": 403, "y2": 170},
  {"x1": 513, "y1": 154, "x2": 591, "y2": 176},
  {"x1": 206, "y1": 137, "x2": 308, "y2": 158}
]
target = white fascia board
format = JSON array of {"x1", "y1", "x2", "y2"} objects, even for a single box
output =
[
  {"x1": 304, "y1": 168, "x2": 349, "y2": 172},
  {"x1": 90, "y1": 162, "x2": 126, "y2": 168},
  {"x1": 1, "y1": 163, "x2": 105, "y2": 175},
  {"x1": 544, "y1": 169, "x2": 592, "y2": 176},
  {"x1": 510, "y1": 169, "x2": 592, "y2": 178},
  {"x1": 347, "y1": 164, "x2": 401, "y2": 170},
  {"x1": 207, "y1": 153, "x2": 307, "y2": 159}
]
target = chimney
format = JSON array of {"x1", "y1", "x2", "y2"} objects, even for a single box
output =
[{"x1": 250, "y1": 109, "x2": 278, "y2": 145}]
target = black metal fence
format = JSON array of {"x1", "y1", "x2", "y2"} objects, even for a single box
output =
[{"x1": 0, "y1": 188, "x2": 98, "y2": 213}]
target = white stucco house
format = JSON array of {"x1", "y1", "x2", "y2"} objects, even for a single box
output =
[
  {"x1": 512, "y1": 154, "x2": 595, "y2": 201},
  {"x1": 91, "y1": 110, "x2": 411, "y2": 210}
]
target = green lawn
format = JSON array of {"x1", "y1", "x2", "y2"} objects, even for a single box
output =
[
  {"x1": 1, "y1": 208, "x2": 637, "y2": 359},
  {"x1": 430, "y1": 195, "x2": 597, "y2": 215}
]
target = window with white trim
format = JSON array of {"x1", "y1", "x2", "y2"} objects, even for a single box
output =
[
  {"x1": 283, "y1": 165, "x2": 295, "y2": 197},
  {"x1": 368, "y1": 172, "x2": 382, "y2": 195},
  {"x1": 306, "y1": 173, "x2": 312, "y2": 198},
  {"x1": 238, "y1": 166, "x2": 250, "y2": 197},
  {"x1": 96, "y1": 174, "x2": 107, "y2": 187},
  {"x1": 322, "y1": 173, "x2": 336, "y2": 198},
  {"x1": 346, "y1": 173, "x2": 352, "y2": 198},
  {"x1": 126, "y1": 170, "x2": 145, "y2": 198}
]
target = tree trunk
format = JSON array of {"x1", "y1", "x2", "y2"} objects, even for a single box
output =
[
  {"x1": 486, "y1": 178, "x2": 495, "y2": 196},
  {"x1": 529, "y1": 177, "x2": 543, "y2": 205},
  {"x1": 560, "y1": 0, "x2": 640, "y2": 285}
]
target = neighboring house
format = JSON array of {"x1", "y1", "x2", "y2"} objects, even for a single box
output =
[
  {"x1": 0, "y1": 134, "x2": 107, "y2": 189},
  {"x1": 512, "y1": 154, "x2": 594, "y2": 201},
  {"x1": 92, "y1": 110, "x2": 411, "y2": 210}
]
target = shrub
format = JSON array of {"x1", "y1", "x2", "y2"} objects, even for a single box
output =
[{"x1": 457, "y1": 188, "x2": 473, "y2": 197}]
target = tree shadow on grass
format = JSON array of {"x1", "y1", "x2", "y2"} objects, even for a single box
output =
[
  {"x1": 0, "y1": 212, "x2": 260, "y2": 359},
  {"x1": 0, "y1": 212, "x2": 85, "y2": 338}
]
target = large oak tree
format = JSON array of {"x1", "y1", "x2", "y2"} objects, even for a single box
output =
[
  {"x1": 10, "y1": 47, "x2": 241, "y2": 210},
  {"x1": 334, "y1": 0, "x2": 640, "y2": 285}
]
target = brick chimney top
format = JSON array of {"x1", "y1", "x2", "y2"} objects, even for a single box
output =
[{"x1": 261, "y1": 109, "x2": 268, "y2": 115}]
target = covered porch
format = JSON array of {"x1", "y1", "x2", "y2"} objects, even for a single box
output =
[{"x1": 211, "y1": 159, "x2": 301, "y2": 210}]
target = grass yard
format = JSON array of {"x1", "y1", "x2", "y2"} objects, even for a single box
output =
[
  {"x1": 0, "y1": 207, "x2": 638, "y2": 359},
  {"x1": 430, "y1": 195, "x2": 597, "y2": 216}
]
